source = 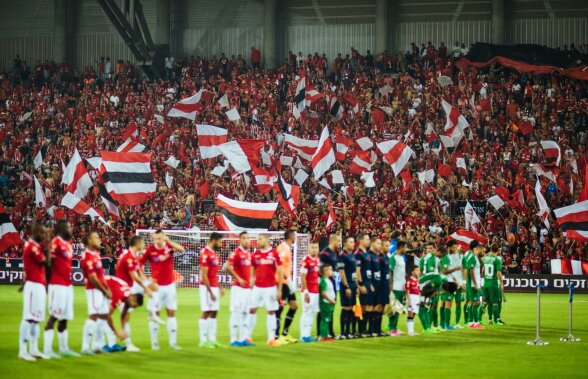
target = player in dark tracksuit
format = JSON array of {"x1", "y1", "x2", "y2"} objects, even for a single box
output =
[
  {"x1": 368, "y1": 238, "x2": 381, "y2": 336},
  {"x1": 337, "y1": 236, "x2": 358, "y2": 339},
  {"x1": 379, "y1": 239, "x2": 391, "y2": 336},
  {"x1": 318, "y1": 235, "x2": 341, "y2": 337},
  {"x1": 354, "y1": 233, "x2": 372, "y2": 337}
]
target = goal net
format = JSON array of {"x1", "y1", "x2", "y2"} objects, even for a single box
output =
[{"x1": 135, "y1": 230, "x2": 311, "y2": 289}]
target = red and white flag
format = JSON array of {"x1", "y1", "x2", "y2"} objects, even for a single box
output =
[
  {"x1": 167, "y1": 90, "x2": 203, "y2": 120},
  {"x1": 61, "y1": 192, "x2": 107, "y2": 224},
  {"x1": 273, "y1": 168, "x2": 300, "y2": 216},
  {"x1": 540, "y1": 140, "x2": 561, "y2": 166},
  {"x1": 441, "y1": 99, "x2": 469, "y2": 138},
  {"x1": 326, "y1": 199, "x2": 336, "y2": 230},
  {"x1": 62, "y1": 148, "x2": 93, "y2": 198},
  {"x1": 349, "y1": 151, "x2": 372, "y2": 174},
  {"x1": 356, "y1": 136, "x2": 374, "y2": 151},
  {"x1": 121, "y1": 123, "x2": 139, "y2": 142},
  {"x1": 376, "y1": 140, "x2": 413, "y2": 176},
  {"x1": 34, "y1": 176, "x2": 46, "y2": 208},
  {"x1": 530, "y1": 164, "x2": 557, "y2": 183},
  {"x1": 464, "y1": 201, "x2": 481, "y2": 232},
  {"x1": 117, "y1": 139, "x2": 148, "y2": 153},
  {"x1": 535, "y1": 180, "x2": 551, "y2": 229},
  {"x1": 196, "y1": 124, "x2": 228, "y2": 159},
  {"x1": 295, "y1": 70, "x2": 306, "y2": 112},
  {"x1": 251, "y1": 166, "x2": 275, "y2": 194},
  {"x1": 305, "y1": 86, "x2": 324, "y2": 107},
  {"x1": 97, "y1": 182, "x2": 119, "y2": 218},
  {"x1": 449, "y1": 229, "x2": 488, "y2": 250},
  {"x1": 311, "y1": 126, "x2": 336, "y2": 179},
  {"x1": 554, "y1": 199, "x2": 588, "y2": 241},
  {"x1": 0, "y1": 205, "x2": 21, "y2": 252},
  {"x1": 335, "y1": 135, "x2": 353, "y2": 161},
  {"x1": 284, "y1": 134, "x2": 318, "y2": 161},
  {"x1": 216, "y1": 140, "x2": 265, "y2": 173},
  {"x1": 327, "y1": 96, "x2": 344, "y2": 120},
  {"x1": 99, "y1": 151, "x2": 156, "y2": 206},
  {"x1": 216, "y1": 194, "x2": 278, "y2": 232},
  {"x1": 550, "y1": 259, "x2": 588, "y2": 275}
]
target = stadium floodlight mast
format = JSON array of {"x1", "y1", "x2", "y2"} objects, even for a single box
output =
[
  {"x1": 560, "y1": 283, "x2": 581, "y2": 343},
  {"x1": 527, "y1": 284, "x2": 549, "y2": 346}
]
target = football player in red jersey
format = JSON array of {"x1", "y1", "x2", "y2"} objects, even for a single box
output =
[
  {"x1": 224, "y1": 231, "x2": 252, "y2": 347},
  {"x1": 245, "y1": 234, "x2": 284, "y2": 347},
  {"x1": 198, "y1": 232, "x2": 224, "y2": 348},
  {"x1": 80, "y1": 232, "x2": 112, "y2": 355},
  {"x1": 103, "y1": 276, "x2": 144, "y2": 346},
  {"x1": 139, "y1": 230, "x2": 185, "y2": 350},
  {"x1": 43, "y1": 220, "x2": 79, "y2": 358},
  {"x1": 115, "y1": 235, "x2": 154, "y2": 352},
  {"x1": 19, "y1": 223, "x2": 50, "y2": 361},
  {"x1": 299, "y1": 241, "x2": 320, "y2": 343}
]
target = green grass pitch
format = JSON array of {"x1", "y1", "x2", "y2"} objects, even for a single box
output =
[{"x1": 0, "y1": 286, "x2": 586, "y2": 379}]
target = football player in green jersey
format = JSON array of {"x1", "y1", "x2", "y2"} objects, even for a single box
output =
[
  {"x1": 438, "y1": 243, "x2": 461, "y2": 330},
  {"x1": 419, "y1": 272, "x2": 457, "y2": 334},
  {"x1": 465, "y1": 240, "x2": 485, "y2": 329},
  {"x1": 419, "y1": 242, "x2": 441, "y2": 330},
  {"x1": 388, "y1": 241, "x2": 407, "y2": 336},
  {"x1": 482, "y1": 244, "x2": 505, "y2": 325}
]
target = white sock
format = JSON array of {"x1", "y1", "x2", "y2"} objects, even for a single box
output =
[
  {"x1": 266, "y1": 314, "x2": 277, "y2": 342},
  {"x1": 300, "y1": 310, "x2": 312, "y2": 339},
  {"x1": 94, "y1": 319, "x2": 106, "y2": 349},
  {"x1": 149, "y1": 320, "x2": 159, "y2": 347},
  {"x1": 407, "y1": 319, "x2": 415, "y2": 334},
  {"x1": 229, "y1": 312, "x2": 239, "y2": 343},
  {"x1": 199, "y1": 319, "x2": 208, "y2": 344},
  {"x1": 167, "y1": 317, "x2": 177, "y2": 346},
  {"x1": 208, "y1": 318, "x2": 217, "y2": 343},
  {"x1": 148, "y1": 292, "x2": 160, "y2": 313},
  {"x1": 246, "y1": 313, "x2": 257, "y2": 340},
  {"x1": 58, "y1": 330, "x2": 69, "y2": 352},
  {"x1": 82, "y1": 319, "x2": 97, "y2": 351},
  {"x1": 19, "y1": 320, "x2": 31, "y2": 355},
  {"x1": 43, "y1": 328, "x2": 54, "y2": 354},
  {"x1": 238, "y1": 312, "x2": 248, "y2": 342},
  {"x1": 105, "y1": 325, "x2": 117, "y2": 346},
  {"x1": 124, "y1": 323, "x2": 132, "y2": 346},
  {"x1": 29, "y1": 323, "x2": 40, "y2": 354}
]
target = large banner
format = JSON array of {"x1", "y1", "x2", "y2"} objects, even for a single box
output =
[
  {"x1": 0, "y1": 258, "x2": 112, "y2": 286},
  {"x1": 456, "y1": 200, "x2": 487, "y2": 217},
  {"x1": 503, "y1": 274, "x2": 588, "y2": 294}
]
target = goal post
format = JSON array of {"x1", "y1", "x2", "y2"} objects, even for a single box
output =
[{"x1": 135, "y1": 230, "x2": 311, "y2": 289}]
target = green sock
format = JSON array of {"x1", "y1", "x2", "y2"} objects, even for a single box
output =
[
  {"x1": 472, "y1": 305, "x2": 479, "y2": 322},
  {"x1": 431, "y1": 306, "x2": 438, "y2": 327},
  {"x1": 440, "y1": 306, "x2": 446, "y2": 327},
  {"x1": 498, "y1": 300, "x2": 502, "y2": 318},
  {"x1": 487, "y1": 303, "x2": 493, "y2": 321},
  {"x1": 455, "y1": 303, "x2": 462, "y2": 324},
  {"x1": 390, "y1": 314, "x2": 399, "y2": 331},
  {"x1": 478, "y1": 305, "x2": 484, "y2": 321},
  {"x1": 464, "y1": 304, "x2": 469, "y2": 323},
  {"x1": 493, "y1": 303, "x2": 500, "y2": 321},
  {"x1": 444, "y1": 308, "x2": 451, "y2": 327},
  {"x1": 418, "y1": 310, "x2": 428, "y2": 330}
]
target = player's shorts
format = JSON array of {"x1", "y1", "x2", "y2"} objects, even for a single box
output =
[
  {"x1": 440, "y1": 289, "x2": 454, "y2": 302},
  {"x1": 466, "y1": 286, "x2": 481, "y2": 302},
  {"x1": 482, "y1": 286, "x2": 501, "y2": 304},
  {"x1": 370, "y1": 282, "x2": 381, "y2": 306},
  {"x1": 407, "y1": 294, "x2": 420, "y2": 315},
  {"x1": 378, "y1": 285, "x2": 390, "y2": 305},
  {"x1": 431, "y1": 295, "x2": 439, "y2": 304},
  {"x1": 200, "y1": 286, "x2": 220, "y2": 312},
  {"x1": 339, "y1": 287, "x2": 357, "y2": 307},
  {"x1": 23, "y1": 281, "x2": 46, "y2": 322},
  {"x1": 302, "y1": 292, "x2": 320, "y2": 313},
  {"x1": 230, "y1": 286, "x2": 251, "y2": 313},
  {"x1": 48, "y1": 284, "x2": 74, "y2": 320},
  {"x1": 249, "y1": 285, "x2": 279, "y2": 311},
  {"x1": 359, "y1": 283, "x2": 373, "y2": 306},
  {"x1": 393, "y1": 290, "x2": 406, "y2": 305},
  {"x1": 86, "y1": 289, "x2": 109, "y2": 315},
  {"x1": 281, "y1": 284, "x2": 297, "y2": 302},
  {"x1": 454, "y1": 288, "x2": 465, "y2": 302},
  {"x1": 130, "y1": 279, "x2": 151, "y2": 295},
  {"x1": 158, "y1": 283, "x2": 178, "y2": 311}
]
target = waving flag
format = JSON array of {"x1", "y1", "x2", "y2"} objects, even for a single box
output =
[
  {"x1": 273, "y1": 168, "x2": 300, "y2": 216},
  {"x1": 61, "y1": 192, "x2": 107, "y2": 224},
  {"x1": 117, "y1": 140, "x2": 148, "y2": 153},
  {"x1": 328, "y1": 96, "x2": 344, "y2": 120},
  {"x1": 449, "y1": 229, "x2": 488, "y2": 249},
  {"x1": 216, "y1": 140, "x2": 265, "y2": 174},
  {"x1": 62, "y1": 148, "x2": 93, "y2": 198},
  {"x1": 535, "y1": 181, "x2": 551, "y2": 228},
  {"x1": 295, "y1": 69, "x2": 306, "y2": 112},
  {"x1": 335, "y1": 135, "x2": 353, "y2": 161},
  {"x1": 356, "y1": 136, "x2": 374, "y2": 151},
  {"x1": 376, "y1": 140, "x2": 413, "y2": 176},
  {"x1": 305, "y1": 86, "x2": 324, "y2": 106},
  {"x1": 167, "y1": 90, "x2": 203, "y2": 120},
  {"x1": 487, "y1": 195, "x2": 505, "y2": 210},
  {"x1": 97, "y1": 182, "x2": 119, "y2": 218},
  {"x1": 326, "y1": 199, "x2": 336, "y2": 230},
  {"x1": 417, "y1": 169, "x2": 435, "y2": 185},
  {"x1": 540, "y1": 140, "x2": 561, "y2": 166},
  {"x1": 554, "y1": 199, "x2": 588, "y2": 241},
  {"x1": 311, "y1": 126, "x2": 336, "y2": 179},
  {"x1": 284, "y1": 134, "x2": 318, "y2": 161},
  {"x1": 121, "y1": 123, "x2": 139, "y2": 142},
  {"x1": 0, "y1": 206, "x2": 21, "y2": 252},
  {"x1": 34, "y1": 150, "x2": 43, "y2": 169},
  {"x1": 100, "y1": 151, "x2": 156, "y2": 206},
  {"x1": 464, "y1": 201, "x2": 481, "y2": 232},
  {"x1": 530, "y1": 164, "x2": 557, "y2": 183},
  {"x1": 196, "y1": 124, "x2": 228, "y2": 159},
  {"x1": 164, "y1": 156, "x2": 180, "y2": 169},
  {"x1": 251, "y1": 166, "x2": 274, "y2": 194},
  {"x1": 441, "y1": 99, "x2": 469, "y2": 138},
  {"x1": 550, "y1": 259, "x2": 588, "y2": 275},
  {"x1": 349, "y1": 151, "x2": 372, "y2": 174},
  {"x1": 216, "y1": 194, "x2": 278, "y2": 232},
  {"x1": 34, "y1": 176, "x2": 46, "y2": 208}
]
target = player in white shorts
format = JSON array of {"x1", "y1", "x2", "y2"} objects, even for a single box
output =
[
  {"x1": 299, "y1": 241, "x2": 320, "y2": 343},
  {"x1": 139, "y1": 230, "x2": 185, "y2": 350},
  {"x1": 80, "y1": 232, "x2": 112, "y2": 355},
  {"x1": 19, "y1": 223, "x2": 50, "y2": 361},
  {"x1": 43, "y1": 220, "x2": 79, "y2": 358},
  {"x1": 224, "y1": 232, "x2": 252, "y2": 346},
  {"x1": 198, "y1": 232, "x2": 224, "y2": 348},
  {"x1": 246, "y1": 234, "x2": 284, "y2": 347}
]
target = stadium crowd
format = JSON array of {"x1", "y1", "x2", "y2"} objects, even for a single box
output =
[{"x1": 1, "y1": 40, "x2": 588, "y2": 276}]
